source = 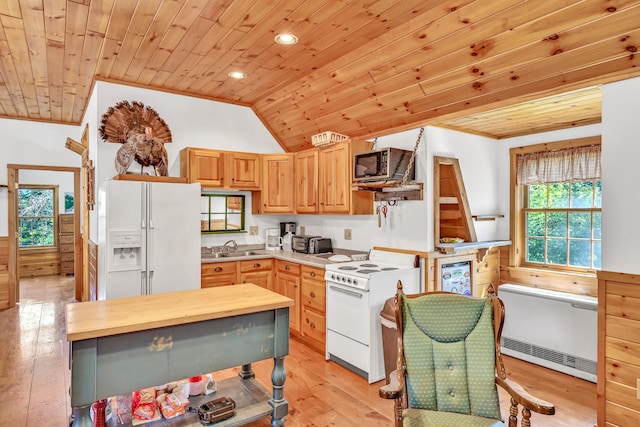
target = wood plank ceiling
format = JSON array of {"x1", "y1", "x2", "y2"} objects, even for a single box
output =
[{"x1": 0, "y1": 1, "x2": 638, "y2": 151}]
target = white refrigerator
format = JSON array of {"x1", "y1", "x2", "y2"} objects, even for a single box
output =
[{"x1": 97, "y1": 179, "x2": 201, "y2": 300}]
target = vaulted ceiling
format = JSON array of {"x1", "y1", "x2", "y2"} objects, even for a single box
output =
[{"x1": 0, "y1": 1, "x2": 638, "y2": 150}]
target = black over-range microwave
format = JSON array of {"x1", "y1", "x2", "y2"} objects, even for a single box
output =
[{"x1": 353, "y1": 147, "x2": 416, "y2": 182}]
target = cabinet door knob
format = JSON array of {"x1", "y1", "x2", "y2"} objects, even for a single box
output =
[
  {"x1": 253, "y1": 263, "x2": 261, "y2": 268},
  {"x1": 215, "y1": 267, "x2": 222, "y2": 272},
  {"x1": 310, "y1": 271, "x2": 316, "y2": 277},
  {"x1": 310, "y1": 322, "x2": 316, "y2": 329},
  {"x1": 310, "y1": 291, "x2": 316, "y2": 298},
  {"x1": 285, "y1": 265, "x2": 290, "y2": 270}
]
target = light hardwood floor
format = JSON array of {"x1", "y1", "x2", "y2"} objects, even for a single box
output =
[{"x1": 0, "y1": 276, "x2": 596, "y2": 426}]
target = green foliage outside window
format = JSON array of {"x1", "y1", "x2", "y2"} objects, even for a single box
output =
[
  {"x1": 18, "y1": 187, "x2": 56, "y2": 247},
  {"x1": 524, "y1": 180, "x2": 601, "y2": 270}
]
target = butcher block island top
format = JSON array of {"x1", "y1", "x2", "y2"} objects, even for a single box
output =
[{"x1": 66, "y1": 283, "x2": 294, "y2": 342}]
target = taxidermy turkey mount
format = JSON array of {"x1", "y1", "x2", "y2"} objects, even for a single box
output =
[{"x1": 99, "y1": 101, "x2": 171, "y2": 176}]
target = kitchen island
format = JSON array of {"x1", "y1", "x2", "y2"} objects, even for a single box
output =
[{"x1": 66, "y1": 284, "x2": 293, "y2": 426}]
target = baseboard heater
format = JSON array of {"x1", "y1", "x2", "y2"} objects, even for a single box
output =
[{"x1": 498, "y1": 284, "x2": 597, "y2": 383}]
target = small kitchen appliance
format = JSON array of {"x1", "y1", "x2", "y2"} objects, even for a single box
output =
[
  {"x1": 291, "y1": 234, "x2": 319, "y2": 253},
  {"x1": 308, "y1": 237, "x2": 333, "y2": 254},
  {"x1": 266, "y1": 228, "x2": 282, "y2": 250},
  {"x1": 353, "y1": 147, "x2": 415, "y2": 182},
  {"x1": 279, "y1": 221, "x2": 296, "y2": 238},
  {"x1": 325, "y1": 249, "x2": 421, "y2": 383}
]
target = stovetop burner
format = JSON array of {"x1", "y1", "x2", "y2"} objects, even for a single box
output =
[
  {"x1": 357, "y1": 269, "x2": 379, "y2": 274},
  {"x1": 338, "y1": 266, "x2": 358, "y2": 270},
  {"x1": 360, "y1": 263, "x2": 378, "y2": 268}
]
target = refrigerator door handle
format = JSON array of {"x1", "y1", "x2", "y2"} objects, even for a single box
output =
[
  {"x1": 141, "y1": 271, "x2": 146, "y2": 295},
  {"x1": 148, "y1": 184, "x2": 155, "y2": 230},
  {"x1": 149, "y1": 270, "x2": 154, "y2": 294},
  {"x1": 141, "y1": 184, "x2": 146, "y2": 229}
]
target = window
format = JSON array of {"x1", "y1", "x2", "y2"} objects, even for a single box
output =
[
  {"x1": 200, "y1": 194, "x2": 245, "y2": 233},
  {"x1": 18, "y1": 185, "x2": 58, "y2": 248},
  {"x1": 511, "y1": 138, "x2": 601, "y2": 274},
  {"x1": 523, "y1": 180, "x2": 601, "y2": 270}
]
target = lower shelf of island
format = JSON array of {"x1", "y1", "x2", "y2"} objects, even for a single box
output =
[{"x1": 110, "y1": 374, "x2": 274, "y2": 427}]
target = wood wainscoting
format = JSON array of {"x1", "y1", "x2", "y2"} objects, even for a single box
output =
[
  {"x1": 598, "y1": 270, "x2": 640, "y2": 426},
  {"x1": 19, "y1": 248, "x2": 60, "y2": 278},
  {"x1": 0, "y1": 236, "x2": 7, "y2": 309}
]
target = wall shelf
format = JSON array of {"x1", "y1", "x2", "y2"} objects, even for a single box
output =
[
  {"x1": 472, "y1": 214, "x2": 505, "y2": 221},
  {"x1": 351, "y1": 180, "x2": 423, "y2": 201}
]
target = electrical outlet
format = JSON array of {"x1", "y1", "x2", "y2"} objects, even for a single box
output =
[
  {"x1": 300, "y1": 226, "x2": 306, "y2": 235},
  {"x1": 249, "y1": 226, "x2": 258, "y2": 236},
  {"x1": 344, "y1": 228, "x2": 352, "y2": 240}
]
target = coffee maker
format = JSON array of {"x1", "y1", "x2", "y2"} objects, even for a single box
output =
[
  {"x1": 280, "y1": 222, "x2": 296, "y2": 238},
  {"x1": 266, "y1": 228, "x2": 282, "y2": 251}
]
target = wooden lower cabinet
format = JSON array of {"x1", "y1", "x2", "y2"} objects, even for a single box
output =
[
  {"x1": 300, "y1": 265, "x2": 326, "y2": 353},
  {"x1": 202, "y1": 258, "x2": 327, "y2": 353},
  {"x1": 201, "y1": 262, "x2": 237, "y2": 288},
  {"x1": 238, "y1": 259, "x2": 273, "y2": 290},
  {"x1": 274, "y1": 260, "x2": 301, "y2": 334}
]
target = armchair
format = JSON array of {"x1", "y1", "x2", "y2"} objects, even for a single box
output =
[{"x1": 379, "y1": 283, "x2": 554, "y2": 427}]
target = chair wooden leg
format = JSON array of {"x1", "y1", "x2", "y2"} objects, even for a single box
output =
[
  {"x1": 522, "y1": 408, "x2": 531, "y2": 427},
  {"x1": 394, "y1": 398, "x2": 403, "y2": 427},
  {"x1": 509, "y1": 397, "x2": 518, "y2": 427}
]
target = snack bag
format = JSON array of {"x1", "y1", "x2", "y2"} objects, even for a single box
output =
[{"x1": 132, "y1": 389, "x2": 157, "y2": 420}]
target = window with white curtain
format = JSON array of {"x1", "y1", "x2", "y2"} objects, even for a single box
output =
[{"x1": 513, "y1": 141, "x2": 601, "y2": 272}]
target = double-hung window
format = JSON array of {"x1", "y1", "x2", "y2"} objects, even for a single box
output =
[
  {"x1": 512, "y1": 139, "x2": 601, "y2": 273},
  {"x1": 18, "y1": 185, "x2": 58, "y2": 248}
]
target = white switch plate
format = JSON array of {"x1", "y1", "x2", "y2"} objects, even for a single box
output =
[
  {"x1": 249, "y1": 226, "x2": 258, "y2": 236},
  {"x1": 344, "y1": 229, "x2": 352, "y2": 240},
  {"x1": 300, "y1": 226, "x2": 306, "y2": 235}
]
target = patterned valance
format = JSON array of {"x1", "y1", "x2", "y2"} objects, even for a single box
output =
[{"x1": 516, "y1": 144, "x2": 601, "y2": 185}]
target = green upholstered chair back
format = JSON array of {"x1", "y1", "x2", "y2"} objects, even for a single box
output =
[{"x1": 401, "y1": 292, "x2": 502, "y2": 421}]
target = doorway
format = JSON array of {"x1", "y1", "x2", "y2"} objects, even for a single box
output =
[{"x1": 7, "y1": 165, "x2": 81, "y2": 308}]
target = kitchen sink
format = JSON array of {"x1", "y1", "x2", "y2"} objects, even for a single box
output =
[{"x1": 205, "y1": 250, "x2": 262, "y2": 259}]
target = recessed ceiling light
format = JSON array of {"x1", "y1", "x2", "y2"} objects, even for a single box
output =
[
  {"x1": 275, "y1": 33, "x2": 298, "y2": 45},
  {"x1": 228, "y1": 71, "x2": 247, "y2": 79}
]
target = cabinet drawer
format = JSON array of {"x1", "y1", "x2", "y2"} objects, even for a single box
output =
[
  {"x1": 59, "y1": 214, "x2": 74, "y2": 224},
  {"x1": 61, "y1": 261, "x2": 74, "y2": 271},
  {"x1": 302, "y1": 308, "x2": 325, "y2": 344},
  {"x1": 202, "y1": 273, "x2": 236, "y2": 288},
  {"x1": 60, "y1": 234, "x2": 74, "y2": 245},
  {"x1": 239, "y1": 259, "x2": 273, "y2": 273},
  {"x1": 60, "y1": 252, "x2": 74, "y2": 262},
  {"x1": 60, "y1": 244, "x2": 74, "y2": 253},
  {"x1": 301, "y1": 280, "x2": 325, "y2": 313},
  {"x1": 301, "y1": 265, "x2": 324, "y2": 282},
  {"x1": 60, "y1": 224, "x2": 74, "y2": 233},
  {"x1": 276, "y1": 260, "x2": 300, "y2": 275},
  {"x1": 202, "y1": 261, "x2": 236, "y2": 275}
]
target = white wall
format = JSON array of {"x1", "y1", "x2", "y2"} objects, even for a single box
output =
[
  {"x1": 294, "y1": 126, "x2": 502, "y2": 252},
  {"x1": 601, "y1": 77, "x2": 640, "y2": 274},
  {"x1": 0, "y1": 120, "x2": 83, "y2": 235}
]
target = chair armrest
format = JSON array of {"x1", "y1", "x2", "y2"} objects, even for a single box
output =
[
  {"x1": 379, "y1": 369, "x2": 405, "y2": 400},
  {"x1": 496, "y1": 376, "x2": 555, "y2": 415}
]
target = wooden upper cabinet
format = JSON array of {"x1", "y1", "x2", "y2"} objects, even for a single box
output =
[
  {"x1": 228, "y1": 152, "x2": 260, "y2": 189},
  {"x1": 294, "y1": 149, "x2": 319, "y2": 213},
  {"x1": 183, "y1": 148, "x2": 225, "y2": 187},
  {"x1": 180, "y1": 148, "x2": 260, "y2": 190},
  {"x1": 318, "y1": 139, "x2": 373, "y2": 214},
  {"x1": 253, "y1": 154, "x2": 295, "y2": 214}
]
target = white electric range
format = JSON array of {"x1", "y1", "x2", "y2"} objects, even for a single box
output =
[{"x1": 325, "y1": 249, "x2": 421, "y2": 383}]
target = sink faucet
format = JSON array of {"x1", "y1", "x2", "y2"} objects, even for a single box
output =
[{"x1": 222, "y1": 240, "x2": 238, "y2": 253}]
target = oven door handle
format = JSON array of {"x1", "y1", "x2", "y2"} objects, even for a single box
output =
[{"x1": 329, "y1": 285, "x2": 364, "y2": 298}]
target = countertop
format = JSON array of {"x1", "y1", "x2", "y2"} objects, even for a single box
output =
[
  {"x1": 201, "y1": 248, "x2": 367, "y2": 268},
  {"x1": 66, "y1": 284, "x2": 293, "y2": 342}
]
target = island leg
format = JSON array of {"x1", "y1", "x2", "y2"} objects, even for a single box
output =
[
  {"x1": 269, "y1": 356, "x2": 288, "y2": 427},
  {"x1": 238, "y1": 363, "x2": 255, "y2": 379}
]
